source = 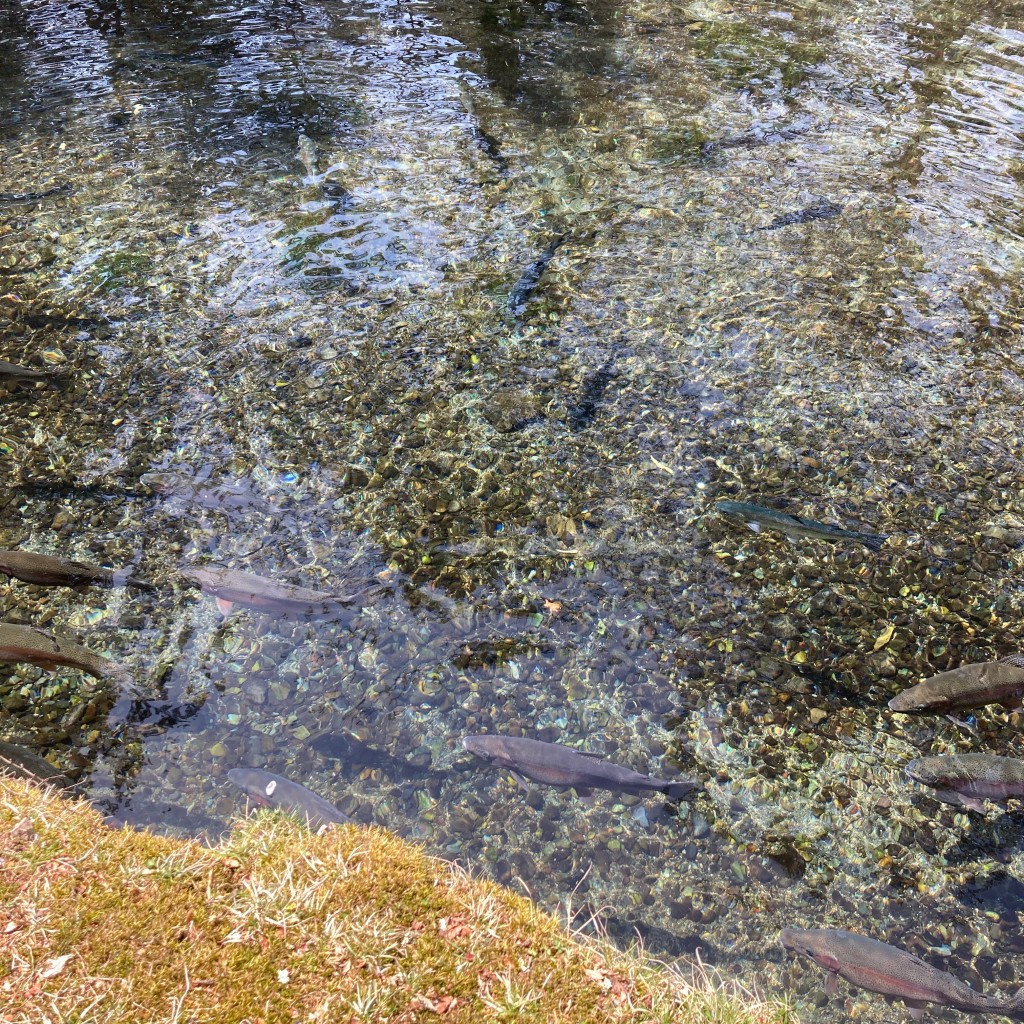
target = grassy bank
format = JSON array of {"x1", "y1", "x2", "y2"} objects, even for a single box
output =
[{"x1": 0, "y1": 777, "x2": 792, "y2": 1024}]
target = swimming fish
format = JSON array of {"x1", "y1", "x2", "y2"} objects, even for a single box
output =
[
  {"x1": 297, "y1": 133, "x2": 319, "y2": 179},
  {"x1": 179, "y1": 565, "x2": 360, "y2": 617},
  {"x1": 888, "y1": 656, "x2": 1024, "y2": 715},
  {"x1": 713, "y1": 499, "x2": 887, "y2": 550},
  {"x1": 0, "y1": 740, "x2": 70, "y2": 788},
  {"x1": 463, "y1": 734, "x2": 696, "y2": 799},
  {"x1": 905, "y1": 754, "x2": 1024, "y2": 814},
  {"x1": 0, "y1": 622, "x2": 132, "y2": 688},
  {"x1": 140, "y1": 471, "x2": 270, "y2": 514},
  {"x1": 508, "y1": 235, "x2": 565, "y2": 318},
  {"x1": 227, "y1": 768, "x2": 353, "y2": 829},
  {"x1": 0, "y1": 550, "x2": 152, "y2": 590},
  {"x1": 0, "y1": 183, "x2": 72, "y2": 204},
  {"x1": 0, "y1": 360, "x2": 66, "y2": 387},
  {"x1": 755, "y1": 199, "x2": 843, "y2": 232},
  {"x1": 780, "y1": 927, "x2": 1024, "y2": 1019}
]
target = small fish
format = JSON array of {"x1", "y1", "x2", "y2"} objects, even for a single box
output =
[
  {"x1": 140, "y1": 471, "x2": 270, "y2": 514},
  {"x1": 888, "y1": 656, "x2": 1024, "y2": 715},
  {"x1": 568, "y1": 354, "x2": 617, "y2": 430},
  {"x1": 0, "y1": 740, "x2": 70, "y2": 788},
  {"x1": 0, "y1": 360, "x2": 66, "y2": 387},
  {"x1": 463, "y1": 734, "x2": 697, "y2": 799},
  {"x1": 297, "y1": 133, "x2": 319, "y2": 179},
  {"x1": 0, "y1": 622, "x2": 132, "y2": 688},
  {"x1": 713, "y1": 499, "x2": 887, "y2": 550},
  {"x1": 0, "y1": 183, "x2": 72, "y2": 204},
  {"x1": 780, "y1": 927, "x2": 1024, "y2": 1019},
  {"x1": 755, "y1": 199, "x2": 844, "y2": 232},
  {"x1": 508, "y1": 235, "x2": 565, "y2": 318},
  {"x1": 180, "y1": 565, "x2": 360, "y2": 617},
  {"x1": 906, "y1": 754, "x2": 1024, "y2": 814},
  {"x1": 227, "y1": 768, "x2": 353, "y2": 829},
  {"x1": 0, "y1": 550, "x2": 152, "y2": 590}
]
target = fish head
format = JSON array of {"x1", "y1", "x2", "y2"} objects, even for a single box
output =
[
  {"x1": 888, "y1": 685, "x2": 947, "y2": 714},
  {"x1": 227, "y1": 768, "x2": 277, "y2": 807},
  {"x1": 779, "y1": 929, "x2": 843, "y2": 972},
  {"x1": 905, "y1": 758, "x2": 944, "y2": 787},
  {"x1": 462, "y1": 735, "x2": 503, "y2": 765}
]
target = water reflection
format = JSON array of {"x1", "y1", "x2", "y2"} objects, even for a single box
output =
[{"x1": 3, "y1": 0, "x2": 1024, "y2": 1018}]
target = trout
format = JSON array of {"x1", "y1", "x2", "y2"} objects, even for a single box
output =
[
  {"x1": 0, "y1": 549, "x2": 152, "y2": 590},
  {"x1": 781, "y1": 927, "x2": 1024, "y2": 1019},
  {"x1": 463, "y1": 734, "x2": 696, "y2": 799},
  {"x1": 713, "y1": 499, "x2": 887, "y2": 550},
  {"x1": 0, "y1": 622, "x2": 132, "y2": 687},
  {"x1": 0, "y1": 360, "x2": 66, "y2": 387},
  {"x1": 906, "y1": 754, "x2": 1024, "y2": 814},
  {"x1": 180, "y1": 565, "x2": 360, "y2": 616},
  {"x1": 889, "y1": 656, "x2": 1024, "y2": 714},
  {"x1": 227, "y1": 768, "x2": 352, "y2": 828}
]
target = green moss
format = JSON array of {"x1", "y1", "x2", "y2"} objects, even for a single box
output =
[{"x1": 0, "y1": 777, "x2": 792, "y2": 1024}]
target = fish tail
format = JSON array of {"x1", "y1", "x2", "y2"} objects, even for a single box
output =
[
  {"x1": 859, "y1": 532, "x2": 888, "y2": 552},
  {"x1": 662, "y1": 780, "x2": 697, "y2": 800}
]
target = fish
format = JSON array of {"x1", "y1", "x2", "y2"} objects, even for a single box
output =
[
  {"x1": 462, "y1": 734, "x2": 697, "y2": 799},
  {"x1": 0, "y1": 183, "x2": 72, "y2": 204},
  {"x1": 713, "y1": 499, "x2": 887, "y2": 550},
  {"x1": 0, "y1": 622, "x2": 133, "y2": 688},
  {"x1": 755, "y1": 198, "x2": 844, "y2": 231},
  {"x1": 179, "y1": 565, "x2": 361, "y2": 617},
  {"x1": 0, "y1": 360, "x2": 66, "y2": 387},
  {"x1": 227, "y1": 768, "x2": 353, "y2": 829},
  {"x1": 0, "y1": 740, "x2": 70, "y2": 788},
  {"x1": 567, "y1": 354, "x2": 617, "y2": 430},
  {"x1": 780, "y1": 927, "x2": 1024, "y2": 1019},
  {"x1": 0, "y1": 549, "x2": 152, "y2": 590},
  {"x1": 140, "y1": 470, "x2": 271, "y2": 514},
  {"x1": 297, "y1": 133, "x2": 320, "y2": 179},
  {"x1": 508, "y1": 235, "x2": 565, "y2": 318},
  {"x1": 310, "y1": 729, "x2": 435, "y2": 779},
  {"x1": 905, "y1": 754, "x2": 1024, "y2": 814},
  {"x1": 888, "y1": 656, "x2": 1024, "y2": 714}
]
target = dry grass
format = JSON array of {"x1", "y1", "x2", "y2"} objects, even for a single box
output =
[{"x1": 0, "y1": 777, "x2": 794, "y2": 1024}]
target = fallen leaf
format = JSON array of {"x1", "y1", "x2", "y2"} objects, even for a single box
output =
[
  {"x1": 543, "y1": 599, "x2": 563, "y2": 615},
  {"x1": 40, "y1": 954, "x2": 73, "y2": 979},
  {"x1": 873, "y1": 624, "x2": 895, "y2": 651}
]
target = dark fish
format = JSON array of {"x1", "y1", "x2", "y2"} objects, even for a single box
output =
[
  {"x1": 568, "y1": 354, "x2": 617, "y2": 430},
  {"x1": 227, "y1": 768, "x2": 353, "y2": 828},
  {"x1": 701, "y1": 120, "x2": 814, "y2": 155},
  {"x1": 0, "y1": 360, "x2": 66, "y2": 387},
  {"x1": 141, "y1": 471, "x2": 270, "y2": 514},
  {"x1": 906, "y1": 754, "x2": 1024, "y2": 814},
  {"x1": 0, "y1": 183, "x2": 72, "y2": 204},
  {"x1": 0, "y1": 550, "x2": 152, "y2": 590},
  {"x1": 463, "y1": 734, "x2": 696, "y2": 799},
  {"x1": 780, "y1": 927, "x2": 1024, "y2": 1019},
  {"x1": 0, "y1": 622, "x2": 132, "y2": 688},
  {"x1": 888, "y1": 656, "x2": 1024, "y2": 714},
  {"x1": 755, "y1": 199, "x2": 844, "y2": 232},
  {"x1": 179, "y1": 565, "x2": 361, "y2": 617},
  {"x1": 713, "y1": 499, "x2": 887, "y2": 550},
  {"x1": 508, "y1": 235, "x2": 565, "y2": 318},
  {"x1": 310, "y1": 729, "x2": 435, "y2": 779},
  {"x1": 473, "y1": 127, "x2": 507, "y2": 171},
  {"x1": 0, "y1": 740, "x2": 70, "y2": 788}
]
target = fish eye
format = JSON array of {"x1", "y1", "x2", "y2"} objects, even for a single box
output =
[{"x1": 265, "y1": 780, "x2": 277, "y2": 796}]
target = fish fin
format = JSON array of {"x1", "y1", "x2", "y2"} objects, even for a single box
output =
[
  {"x1": 663, "y1": 780, "x2": 698, "y2": 800},
  {"x1": 960, "y1": 795, "x2": 988, "y2": 814},
  {"x1": 577, "y1": 750, "x2": 606, "y2": 759},
  {"x1": 944, "y1": 714, "x2": 978, "y2": 734},
  {"x1": 215, "y1": 597, "x2": 234, "y2": 615},
  {"x1": 861, "y1": 533, "x2": 888, "y2": 552},
  {"x1": 746, "y1": 521, "x2": 761, "y2": 533},
  {"x1": 509, "y1": 770, "x2": 531, "y2": 792},
  {"x1": 825, "y1": 973, "x2": 838, "y2": 997},
  {"x1": 1001, "y1": 653, "x2": 1024, "y2": 669},
  {"x1": 905, "y1": 1002, "x2": 927, "y2": 1020},
  {"x1": 575, "y1": 787, "x2": 596, "y2": 805}
]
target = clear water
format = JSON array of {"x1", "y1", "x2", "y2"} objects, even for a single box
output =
[{"x1": 3, "y1": 0, "x2": 1024, "y2": 1017}]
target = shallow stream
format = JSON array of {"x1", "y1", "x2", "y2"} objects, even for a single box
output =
[{"x1": 3, "y1": 0, "x2": 1024, "y2": 1018}]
